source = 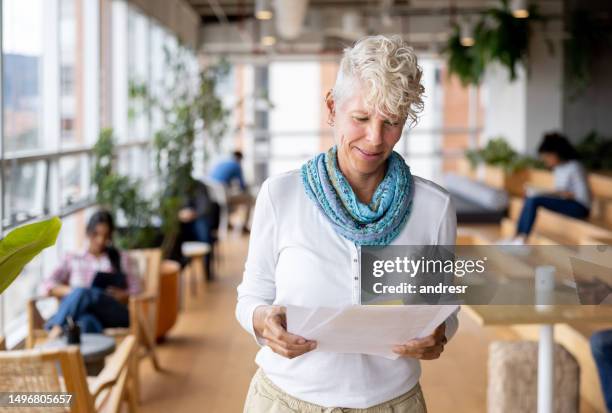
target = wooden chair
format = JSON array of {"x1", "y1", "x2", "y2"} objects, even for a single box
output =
[
  {"x1": 0, "y1": 335, "x2": 137, "y2": 413},
  {"x1": 27, "y1": 249, "x2": 163, "y2": 402}
]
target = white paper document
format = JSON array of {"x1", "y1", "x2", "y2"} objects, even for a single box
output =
[{"x1": 286, "y1": 304, "x2": 458, "y2": 360}]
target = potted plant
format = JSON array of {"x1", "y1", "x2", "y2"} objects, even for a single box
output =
[
  {"x1": 464, "y1": 137, "x2": 543, "y2": 195},
  {"x1": 0, "y1": 217, "x2": 61, "y2": 294}
]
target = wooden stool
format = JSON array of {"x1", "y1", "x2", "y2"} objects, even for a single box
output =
[
  {"x1": 488, "y1": 340, "x2": 579, "y2": 413},
  {"x1": 180, "y1": 242, "x2": 211, "y2": 304}
]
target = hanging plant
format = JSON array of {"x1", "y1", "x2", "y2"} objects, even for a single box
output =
[
  {"x1": 444, "y1": 23, "x2": 487, "y2": 86},
  {"x1": 445, "y1": 0, "x2": 542, "y2": 85},
  {"x1": 565, "y1": 10, "x2": 612, "y2": 98}
]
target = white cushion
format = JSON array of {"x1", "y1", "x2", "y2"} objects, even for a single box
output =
[{"x1": 181, "y1": 242, "x2": 211, "y2": 257}]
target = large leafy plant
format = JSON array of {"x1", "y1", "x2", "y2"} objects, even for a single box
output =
[
  {"x1": 150, "y1": 51, "x2": 230, "y2": 256},
  {"x1": 92, "y1": 128, "x2": 158, "y2": 250},
  {"x1": 0, "y1": 217, "x2": 62, "y2": 294}
]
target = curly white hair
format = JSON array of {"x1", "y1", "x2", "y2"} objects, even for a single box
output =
[{"x1": 332, "y1": 35, "x2": 425, "y2": 127}]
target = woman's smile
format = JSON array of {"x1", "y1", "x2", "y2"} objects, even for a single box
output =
[{"x1": 353, "y1": 146, "x2": 384, "y2": 161}]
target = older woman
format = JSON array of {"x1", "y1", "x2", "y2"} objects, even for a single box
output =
[{"x1": 236, "y1": 35, "x2": 458, "y2": 412}]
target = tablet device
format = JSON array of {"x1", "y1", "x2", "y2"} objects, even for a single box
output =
[{"x1": 92, "y1": 271, "x2": 127, "y2": 290}]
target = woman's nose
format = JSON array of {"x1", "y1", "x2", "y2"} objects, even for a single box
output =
[{"x1": 366, "y1": 121, "x2": 384, "y2": 144}]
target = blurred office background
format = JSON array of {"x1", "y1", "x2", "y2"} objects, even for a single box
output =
[{"x1": 1, "y1": 0, "x2": 611, "y2": 412}]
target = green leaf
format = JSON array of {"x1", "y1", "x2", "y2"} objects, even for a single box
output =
[{"x1": 0, "y1": 217, "x2": 62, "y2": 294}]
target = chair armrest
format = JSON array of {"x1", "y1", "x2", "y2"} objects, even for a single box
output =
[
  {"x1": 130, "y1": 292, "x2": 157, "y2": 304},
  {"x1": 89, "y1": 335, "x2": 136, "y2": 400}
]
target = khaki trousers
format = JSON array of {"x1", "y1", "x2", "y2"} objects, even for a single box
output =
[{"x1": 243, "y1": 368, "x2": 427, "y2": 413}]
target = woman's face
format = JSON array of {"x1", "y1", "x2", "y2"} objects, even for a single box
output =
[
  {"x1": 87, "y1": 223, "x2": 111, "y2": 255},
  {"x1": 539, "y1": 152, "x2": 560, "y2": 168},
  {"x1": 329, "y1": 85, "x2": 405, "y2": 177}
]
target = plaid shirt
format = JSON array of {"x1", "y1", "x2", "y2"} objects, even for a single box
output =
[{"x1": 41, "y1": 249, "x2": 142, "y2": 296}]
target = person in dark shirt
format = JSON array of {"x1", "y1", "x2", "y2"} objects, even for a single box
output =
[
  {"x1": 177, "y1": 178, "x2": 220, "y2": 280},
  {"x1": 209, "y1": 151, "x2": 253, "y2": 232}
]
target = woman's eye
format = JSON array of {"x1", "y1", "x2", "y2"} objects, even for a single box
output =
[
  {"x1": 384, "y1": 121, "x2": 399, "y2": 127},
  {"x1": 353, "y1": 117, "x2": 368, "y2": 122}
]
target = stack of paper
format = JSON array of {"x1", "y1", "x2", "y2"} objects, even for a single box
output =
[{"x1": 286, "y1": 304, "x2": 458, "y2": 360}]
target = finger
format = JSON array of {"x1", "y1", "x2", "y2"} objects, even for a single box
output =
[
  {"x1": 266, "y1": 334, "x2": 317, "y2": 352},
  {"x1": 392, "y1": 344, "x2": 425, "y2": 357},
  {"x1": 264, "y1": 317, "x2": 317, "y2": 351},
  {"x1": 420, "y1": 349, "x2": 444, "y2": 360},
  {"x1": 393, "y1": 340, "x2": 444, "y2": 356},
  {"x1": 402, "y1": 336, "x2": 437, "y2": 350},
  {"x1": 268, "y1": 341, "x2": 316, "y2": 359}
]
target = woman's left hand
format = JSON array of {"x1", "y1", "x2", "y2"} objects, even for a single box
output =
[
  {"x1": 392, "y1": 323, "x2": 447, "y2": 360},
  {"x1": 106, "y1": 286, "x2": 130, "y2": 304}
]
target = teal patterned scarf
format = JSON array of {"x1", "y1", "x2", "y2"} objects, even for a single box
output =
[{"x1": 301, "y1": 146, "x2": 414, "y2": 246}]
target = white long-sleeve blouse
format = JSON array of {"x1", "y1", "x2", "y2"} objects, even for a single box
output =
[{"x1": 236, "y1": 168, "x2": 459, "y2": 409}]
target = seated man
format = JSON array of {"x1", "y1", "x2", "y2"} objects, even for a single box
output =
[
  {"x1": 41, "y1": 210, "x2": 142, "y2": 336},
  {"x1": 591, "y1": 329, "x2": 612, "y2": 412},
  {"x1": 177, "y1": 178, "x2": 220, "y2": 281},
  {"x1": 209, "y1": 150, "x2": 253, "y2": 232}
]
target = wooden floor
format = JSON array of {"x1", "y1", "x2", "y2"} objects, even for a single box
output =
[{"x1": 138, "y1": 235, "x2": 598, "y2": 413}]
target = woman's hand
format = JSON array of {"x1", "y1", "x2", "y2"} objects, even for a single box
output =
[
  {"x1": 106, "y1": 287, "x2": 130, "y2": 304},
  {"x1": 178, "y1": 208, "x2": 197, "y2": 223},
  {"x1": 253, "y1": 305, "x2": 317, "y2": 359},
  {"x1": 50, "y1": 285, "x2": 73, "y2": 299},
  {"x1": 392, "y1": 323, "x2": 447, "y2": 360}
]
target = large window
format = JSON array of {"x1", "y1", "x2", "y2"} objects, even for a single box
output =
[
  {"x1": 0, "y1": 0, "x2": 189, "y2": 345},
  {"x1": 59, "y1": 0, "x2": 78, "y2": 146},
  {"x1": 2, "y1": 0, "x2": 44, "y2": 153}
]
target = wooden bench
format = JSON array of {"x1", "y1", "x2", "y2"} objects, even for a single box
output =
[
  {"x1": 504, "y1": 197, "x2": 612, "y2": 244},
  {"x1": 458, "y1": 159, "x2": 612, "y2": 229}
]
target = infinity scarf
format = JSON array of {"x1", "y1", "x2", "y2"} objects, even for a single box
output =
[{"x1": 301, "y1": 146, "x2": 414, "y2": 246}]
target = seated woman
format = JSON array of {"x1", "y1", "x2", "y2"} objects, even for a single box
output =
[
  {"x1": 509, "y1": 132, "x2": 591, "y2": 244},
  {"x1": 41, "y1": 210, "x2": 142, "y2": 336}
]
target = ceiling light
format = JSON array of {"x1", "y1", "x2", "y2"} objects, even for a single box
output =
[
  {"x1": 261, "y1": 36, "x2": 276, "y2": 46},
  {"x1": 260, "y1": 20, "x2": 276, "y2": 47},
  {"x1": 460, "y1": 20, "x2": 474, "y2": 47},
  {"x1": 511, "y1": 0, "x2": 529, "y2": 18},
  {"x1": 255, "y1": 0, "x2": 273, "y2": 20}
]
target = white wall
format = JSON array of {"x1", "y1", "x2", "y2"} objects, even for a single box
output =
[
  {"x1": 481, "y1": 20, "x2": 564, "y2": 156},
  {"x1": 525, "y1": 22, "x2": 564, "y2": 155}
]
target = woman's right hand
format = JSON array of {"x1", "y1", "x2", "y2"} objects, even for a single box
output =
[{"x1": 253, "y1": 305, "x2": 317, "y2": 359}]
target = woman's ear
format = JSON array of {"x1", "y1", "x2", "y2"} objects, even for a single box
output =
[{"x1": 325, "y1": 90, "x2": 335, "y2": 126}]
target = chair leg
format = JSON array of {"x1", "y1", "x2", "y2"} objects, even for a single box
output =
[
  {"x1": 131, "y1": 346, "x2": 140, "y2": 404},
  {"x1": 127, "y1": 373, "x2": 139, "y2": 413},
  {"x1": 139, "y1": 319, "x2": 161, "y2": 371},
  {"x1": 190, "y1": 260, "x2": 198, "y2": 297}
]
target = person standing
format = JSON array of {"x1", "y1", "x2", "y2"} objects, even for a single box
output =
[
  {"x1": 209, "y1": 151, "x2": 253, "y2": 232},
  {"x1": 236, "y1": 35, "x2": 458, "y2": 413}
]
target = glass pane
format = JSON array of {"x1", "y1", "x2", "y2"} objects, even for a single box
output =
[
  {"x1": 2, "y1": 0, "x2": 44, "y2": 153},
  {"x1": 3, "y1": 255, "x2": 43, "y2": 328},
  {"x1": 128, "y1": 7, "x2": 149, "y2": 141},
  {"x1": 59, "y1": 0, "x2": 79, "y2": 146},
  {"x1": 3, "y1": 161, "x2": 46, "y2": 226},
  {"x1": 59, "y1": 154, "x2": 89, "y2": 207}
]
